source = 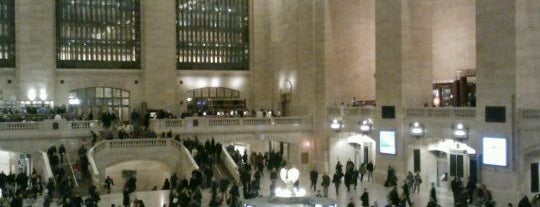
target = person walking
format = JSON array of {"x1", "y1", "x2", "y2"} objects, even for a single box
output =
[
  {"x1": 359, "y1": 163, "x2": 366, "y2": 183},
  {"x1": 414, "y1": 172, "x2": 422, "y2": 193},
  {"x1": 402, "y1": 181, "x2": 412, "y2": 206},
  {"x1": 430, "y1": 182, "x2": 437, "y2": 203},
  {"x1": 321, "y1": 172, "x2": 330, "y2": 197},
  {"x1": 366, "y1": 161, "x2": 374, "y2": 182},
  {"x1": 360, "y1": 188, "x2": 369, "y2": 207},
  {"x1": 310, "y1": 168, "x2": 319, "y2": 191},
  {"x1": 104, "y1": 176, "x2": 114, "y2": 194},
  {"x1": 333, "y1": 172, "x2": 342, "y2": 196}
]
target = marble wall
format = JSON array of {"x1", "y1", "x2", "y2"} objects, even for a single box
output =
[
  {"x1": 324, "y1": 0, "x2": 375, "y2": 105},
  {"x1": 432, "y1": 0, "x2": 476, "y2": 82}
]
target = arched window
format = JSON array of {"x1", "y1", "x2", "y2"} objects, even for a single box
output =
[
  {"x1": 176, "y1": 0, "x2": 249, "y2": 70},
  {"x1": 186, "y1": 87, "x2": 245, "y2": 114},
  {"x1": 56, "y1": 0, "x2": 141, "y2": 69},
  {"x1": 69, "y1": 87, "x2": 130, "y2": 120},
  {"x1": 0, "y1": 0, "x2": 15, "y2": 67}
]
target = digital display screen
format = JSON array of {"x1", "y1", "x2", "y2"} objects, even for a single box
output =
[
  {"x1": 380, "y1": 130, "x2": 396, "y2": 154},
  {"x1": 482, "y1": 137, "x2": 507, "y2": 166}
]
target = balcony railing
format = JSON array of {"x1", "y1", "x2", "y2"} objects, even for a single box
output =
[
  {"x1": 0, "y1": 120, "x2": 99, "y2": 139},
  {"x1": 327, "y1": 106, "x2": 376, "y2": 117},
  {"x1": 150, "y1": 116, "x2": 312, "y2": 133},
  {"x1": 521, "y1": 109, "x2": 540, "y2": 121},
  {"x1": 405, "y1": 108, "x2": 476, "y2": 120}
]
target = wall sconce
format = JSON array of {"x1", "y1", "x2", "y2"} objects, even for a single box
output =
[
  {"x1": 359, "y1": 119, "x2": 372, "y2": 135},
  {"x1": 330, "y1": 119, "x2": 343, "y2": 132},
  {"x1": 39, "y1": 89, "x2": 47, "y2": 101},
  {"x1": 409, "y1": 122, "x2": 425, "y2": 138},
  {"x1": 27, "y1": 89, "x2": 37, "y2": 101},
  {"x1": 452, "y1": 123, "x2": 469, "y2": 140}
]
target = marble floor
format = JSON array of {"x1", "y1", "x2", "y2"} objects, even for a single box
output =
[{"x1": 35, "y1": 168, "x2": 457, "y2": 207}]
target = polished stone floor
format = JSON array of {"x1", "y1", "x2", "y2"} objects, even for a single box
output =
[{"x1": 38, "y1": 168, "x2": 456, "y2": 207}]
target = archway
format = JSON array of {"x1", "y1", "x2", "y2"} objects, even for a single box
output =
[
  {"x1": 68, "y1": 87, "x2": 130, "y2": 121},
  {"x1": 346, "y1": 134, "x2": 377, "y2": 166},
  {"x1": 329, "y1": 133, "x2": 377, "y2": 174},
  {"x1": 186, "y1": 87, "x2": 245, "y2": 115},
  {"x1": 412, "y1": 139, "x2": 476, "y2": 189}
]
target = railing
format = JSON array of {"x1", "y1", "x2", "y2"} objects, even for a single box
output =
[
  {"x1": 66, "y1": 153, "x2": 79, "y2": 187},
  {"x1": 243, "y1": 118, "x2": 272, "y2": 125},
  {"x1": 40, "y1": 151, "x2": 54, "y2": 180},
  {"x1": 69, "y1": 121, "x2": 95, "y2": 130},
  {"x1": 522, "y1": 109, "x2": 540, "y2": 121},
  {"x1": 108, "y1": 139, "x2": 168, "y2": 148},
  {"x1": 327, "y1": 106, "x2": 376, "y2": 117},
  {"x1": 0, "y1": 120, "x2": 99, "y2": 139},
  {"x1": 220, "y1": 145, "x2": 240, "y2": 184},
  {"x1": 405, "y1": 107, "x2": 476, "y2": 119},
  {"x1": 273, "y1": 117, "x2": 303, "y2": 125},
  {"x1": 150, "y1": 116, "x2": 311, "y2": 133},
  {"x1": 0, "y1": 122, "x2": 40, "y2": 131},
  {"x1": 88, "y1": 139, "x2": 199, "y2": 187},
  {"x1": 165, "y1": 119, "x2": 183, "y2": 127},
  {"x1": 209, "y1": 119, "x2": 240, "y2": 127}
]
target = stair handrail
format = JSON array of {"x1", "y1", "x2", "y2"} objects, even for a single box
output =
[
  {"x1": 220, "y1": 145, "x2": 240, "y2": 184},
  {"x1": 40, "y1": 151, "x2": 54, "y2": 181},
  {"x1": 87, "y1": 141, "x2": 104, "y2": 186},
  {"x1": 65, "y1": 153, "x2": 79, "y2": 187}
]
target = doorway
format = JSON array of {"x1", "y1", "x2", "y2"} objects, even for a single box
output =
[
  {"x1": 426, "y1": 139, "x2": 476, "y2": 188},
  {"x1": 68, "y1": 87, "x2": 131, "y2": 121},
  {"x1": 346, "y1": 134, "x2": 376, "y2": 166}
]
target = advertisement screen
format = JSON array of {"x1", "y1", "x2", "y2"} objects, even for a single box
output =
[
  {"x1": 482, "y1": 137, "x2": 507, "y2": 166},
  {"x1": 380, "y1": 130, "x2": 396, "y2": 155}
]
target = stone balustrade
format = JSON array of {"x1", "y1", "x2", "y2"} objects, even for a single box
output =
[
  {"x1": 327, "y1": 106, "x2": 376, "y2": 117},
  {"x1": 0, "y1": 120, "x2": 99, "y2": 139},
  {"x1": 521, "y1": 109, "x2": 540, "y2": 121},
  {"x1": 87, "y1": 138, "x2": 199, "y2": 187},
  {"x1": 150, "y1": 116, "x2": 312, "y2": 134},
  {"x1": 220, "y1": 145, "x2": 240, "y2": 184},
  {"x1": 405, "y1": 107, "x2": 476, "y2": 119}
]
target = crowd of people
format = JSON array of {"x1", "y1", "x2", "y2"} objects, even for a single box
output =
[
  {"x1": 46, "y1": 143, "x2": 102, "y2": 207},
  {"x1": 0, "y1": 168, "x2": 43, "y2": 206}
]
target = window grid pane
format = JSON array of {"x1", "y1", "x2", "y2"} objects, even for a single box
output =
[
  {"x1": 56, "y1": 0, "x2": 141, "y2": 69},
  {"x1": 0, "y1": 0, "x2": 15, "y2": 67},
  {"x1": 176, "y1": 0, "x2": 249, "y2": 70}
]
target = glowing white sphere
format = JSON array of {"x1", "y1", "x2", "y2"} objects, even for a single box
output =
[{"x1": 288, "y1": 168, "x2": 300, "y2": 182}]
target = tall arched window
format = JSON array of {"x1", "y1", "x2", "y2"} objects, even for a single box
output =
[
  {"x1": 0, "y1": 0, "x2": 15, "y2": 68},
  {"x1": 186, "y1": 87, "x2": 245, "y2": 114},
  {"x1": 176, "y1": 0, "x2": 249, "y2": 70},
  {"x1": 56, "y1": 0, "x2": 141, "y2": 69},
  {"x1": 69, "y1": 87, "x2": 130, "y2": 120}
]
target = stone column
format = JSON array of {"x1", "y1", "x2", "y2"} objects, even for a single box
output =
[
  {"x1": 16, "y1": 0, "x2": 56, "y2": 103},
  {"x1": 141, "y1": 0, "x2": 177, "y2": 111},
  {"x1": 401, "y1": 0, "x2": 433, "y2": 107},
  {"x1": 476, "y1": 0, "x2": 517, "y2": 203},
  {"x1": 374, "y1": 0, "x2": 404, "y2": 180}
]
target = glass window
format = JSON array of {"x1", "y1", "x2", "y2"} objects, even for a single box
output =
[
  {"x1": 56, "y1": 0, "x2": 141, "y2": 69},
  {"x1": 0, "y1": 0, "x2": 15, "y2": 68},
  {"x1": 176, "y1": 0, "x2": 249, "y2": 70}
]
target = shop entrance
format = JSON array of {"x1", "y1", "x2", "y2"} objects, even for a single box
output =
[
  {"x1": 426, "y1": 139, "x2": 476, "y2": 188},
  {"x1": 346, "y1": 134, "x2": 376, "y2": 166}
]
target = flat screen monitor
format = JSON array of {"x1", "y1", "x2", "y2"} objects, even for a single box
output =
[
  {"x1": 380, "y1": 130, "x2": 396, "y2": 155},
  {"x1": 482, "y1": 137, "x2": 507, "y2": 166}
]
